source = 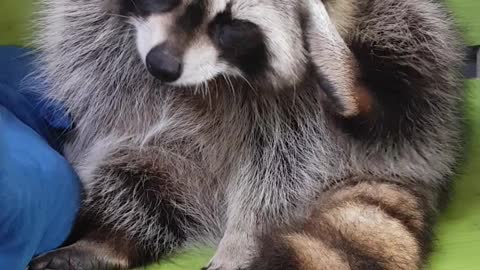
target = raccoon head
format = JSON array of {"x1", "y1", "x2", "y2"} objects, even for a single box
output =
[{"x1": 118, "y1": 0, "x2": 308, "y2": 88}]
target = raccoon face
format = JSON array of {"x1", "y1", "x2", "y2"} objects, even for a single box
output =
[{"x1": 121, "y1": 0, "x2": 307, "y2": 87}]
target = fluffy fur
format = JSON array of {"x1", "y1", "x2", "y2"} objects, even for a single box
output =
[{"x1": 29, "y1": 0, "x2": 464, "y2": 269}]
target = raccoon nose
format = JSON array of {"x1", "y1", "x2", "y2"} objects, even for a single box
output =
[{"x1": 146, "y1": 45, "x2": 182, "y2": 82}]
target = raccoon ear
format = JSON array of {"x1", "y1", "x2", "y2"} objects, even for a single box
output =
[{"x1": 303, "y1": 0, "x2": 372, "y2": 118}]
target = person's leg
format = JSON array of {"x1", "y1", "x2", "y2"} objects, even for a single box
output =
[{"x1": 0, "y1": 46, "x2": 81, "y2": 270}]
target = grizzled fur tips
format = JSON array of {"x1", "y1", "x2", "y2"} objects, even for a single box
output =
[{"x1": 29, "y1": 0, "x2": 465, "y2": 269}]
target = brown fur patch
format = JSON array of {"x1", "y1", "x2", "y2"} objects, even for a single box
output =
[
  {"x1": 325, "y1": 182, "x2": 425, "y2": 234},
  {"x1": 285, "y1": 233, "x2": 350, "y2": 270},
  {"x1": 353, "y1": 82, "x2": 373, "y2": 115},
  {"x1": 300, "y1": 181, "x2": 426, "y2": 269},
  {"x1": 322, "y1": 202, "x2": 420, "y2": 269}
]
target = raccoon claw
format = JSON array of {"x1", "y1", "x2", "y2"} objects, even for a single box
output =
[
  {"x1": 29, "y1": 249, "x2": 77, "y2": 270},
  {"x1": 201, "y1": 265, "x2": 247, "y2": 270},
  {"x1": 28, "y1": 245, "x2": 122, "y2": 270},
  {"x1": 202, "y1": 254, "x2": 250, "y2": 270},
  {"x1": 204, "y1": 232, "x2": 255, "y2": 270}
]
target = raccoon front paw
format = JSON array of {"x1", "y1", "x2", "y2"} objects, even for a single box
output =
[
  {"x1": 28, "y1": 243, "x2": 129, "y2": 270},
  {"x1": 202, "y1": 233, "x2": 256, "y2": 270}
]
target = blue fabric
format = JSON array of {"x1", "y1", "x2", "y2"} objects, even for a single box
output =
[
  {"x1": 0, "y1": 47, "x2": 81, "y2": 270},
  {"x1": 0, "y1": 46, "x2": 71, "y2": 131}
]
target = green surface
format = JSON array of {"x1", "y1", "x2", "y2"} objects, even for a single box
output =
[
  {"x1": 0, "y1": 0, "x2": 33, "y2": 46},
  {"x1": 427, "y1": 80, "x2": 480, "y2": 270},
  {"x1": 446, "y1": 0, "x2": 480, "y2": 46},
  {"x1": 136, "y1": 249, "x2": 213, "y2": 270},
  {"x1": 1, "y1": 1, "x2": 479, "y2": 269}
]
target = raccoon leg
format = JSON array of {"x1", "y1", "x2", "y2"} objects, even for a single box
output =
[
  {"x1": 204, "y1": 178, "x2": 315, "y2": 270},
  {"x1": 303, "y1": 0, "x2": 370, "y2": 118},
  {"x1": 29, "y1": 148, "x2": 199, "y2": 270},
  {"x1": 204, "y1": 167, "x2": 316, "y2": 269},
  {"x1": 203, "y1": 229, "x2": 257, "y2": 270},
  {"x1": 248, "y1": 181, "x2": 437, "y2": 270}
]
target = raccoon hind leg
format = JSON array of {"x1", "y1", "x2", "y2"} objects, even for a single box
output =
[{"x1": 247, "y1": 181, "x2": 437, "y2": 270}]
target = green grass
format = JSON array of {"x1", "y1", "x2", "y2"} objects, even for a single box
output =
[
  {"x1": 136, "y1": 249, "x2": 213, "y2": 270},
  {"x1": 447, "y1": 0, "x2": 480, "y2": 46},
  {"x1": 0, "y1": 0, "x2": 33, "y2": 46},
  {"x1": 427, "y1": 80, "x2": 480, "y2": 270}
]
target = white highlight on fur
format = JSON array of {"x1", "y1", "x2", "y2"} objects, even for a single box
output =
[
  {"x1": 134, "y1": 15, "x2": 173, "y2": 62},
  {"x1": 208, "y1": 0, "x2": 230, "y2": 19},
  {"x1": 305, "y1": 0, "x2": 359, "y2": 117},
  {"x1": 173, "y1": 38, "x2": 231, "y2": 86}
]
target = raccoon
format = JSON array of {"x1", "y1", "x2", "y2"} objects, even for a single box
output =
[{"x1": 28, "y1": 0, "x2": 465, "y2": 269}]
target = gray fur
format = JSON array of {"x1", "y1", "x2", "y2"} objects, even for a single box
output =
[{"x1": 32, "y1": 0, "x2": 464, "y2": 268}]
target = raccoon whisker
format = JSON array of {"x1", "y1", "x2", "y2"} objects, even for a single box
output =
[
  {"x1": 203, "y1": 81, "x2": 214, "y2": 111},
  {"x1": 291, "y1": 79, "x2": 298, "y2": 108},
  {"x1": 194, "y1": 82, "x2": 201, "y2": 96},
  {"x1": 202, "y1": 81, "x2": 208, "y2": 99},
  {"x1": 105, "y1": 13, "x2": 131, "y2": 20},
  {"x1": 236, "y1": 73, "x2": 258, "y2": 96},
  {"x1": 222, "y1": 74, "x2": 236, "y2": 101}
]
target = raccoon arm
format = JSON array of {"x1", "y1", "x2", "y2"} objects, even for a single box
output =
[
  {"x1": 305, "y1": 0, "x2": 369, "y2": 118},
  {"x1": 335, "y1": 0, "x2": 464, "y2": 140},
  {"x1": 307, "y1": 0, "x2": 463, "y2": 141},
  {"x1": 30, "y1": 147, "x2": 200, "y2": 270},
  {"x1": 249, "y1": 181, "x2": 436, "y2": 270}
]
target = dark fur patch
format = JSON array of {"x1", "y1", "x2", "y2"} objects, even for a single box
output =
[
  {"x1": 119, "y1": 0, "x2": 181, "y2": 16},
  {"x1": 247, "y1": 234, "x2": 300, "y2": 270},
  {"x1": 63, "y1": 156, "x2": 200, "y2": 267},
  {"x1": 177, "y1": 0, "x2": 207, "y2": 33},
  {"x1": 29, "y1": 244, "x2": 126, "y2": 270},
  {"x1": 340, "y1": 38, "x2": 436, "y2": 142},
  {"x1": 341, "y1": 243, "x2": 386, "y2": 270},
  {"x1": 334, "y1": 1, "x2": 461, "y2": 144},
  {"x1": 208, "y1": 7, "x2": 269, "y2": 78}
]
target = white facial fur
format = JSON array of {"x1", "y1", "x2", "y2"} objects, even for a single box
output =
[
  {"x1": 133, "y1": 0, "x2": 307, "y2": 88},
  {"x1": 134, "y1": 15, "x2": 172, "y2": 62},
  {"x1": 134, "y1": 14, "x2": 234, "y2": 86}
]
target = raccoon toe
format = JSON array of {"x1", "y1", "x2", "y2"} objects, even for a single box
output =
[
  {"x1": 28, "y1": 244, "x2": 125, "y2": 270},
  {"x1": 201, "y1": 264, "x2": 247, "y2": 270},
  {"x1": 204, "y1": 232, "x2": 257, "y2": 270}
]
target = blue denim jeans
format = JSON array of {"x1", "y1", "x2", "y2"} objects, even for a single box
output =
[{"x1": 0, "y1": 46, "x2": 80, "y2": 270}]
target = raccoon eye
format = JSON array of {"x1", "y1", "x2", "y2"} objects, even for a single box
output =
[
  {"x1": 208, "y1": 11, "x2": 268, "y2": 76},
  {"x1": 209, "y1": 17, "x2": 264, "y2": 58},
  {"x1": 121, "y1": 0, "x2": 181, "y2": 16}
]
